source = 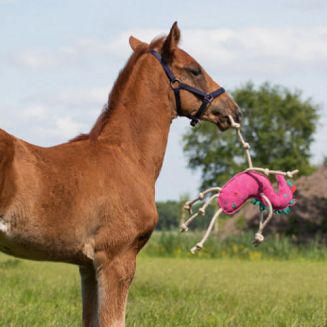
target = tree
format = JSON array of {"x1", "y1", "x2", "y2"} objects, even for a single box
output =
[
  {"x1": 183, "y1": 82, "x2": 319, "y2": 190},
  {"x1": 156, "y1": 200, "x2": 179, "y2": 230}
]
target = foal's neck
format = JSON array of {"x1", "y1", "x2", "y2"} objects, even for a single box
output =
[{"x1": 99, "y1": 54, "x2": 174, "y2": 182}]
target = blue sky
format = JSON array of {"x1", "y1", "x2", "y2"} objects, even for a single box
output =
[{"x1": 0, "y1": 0, "x2": 326, "y2": 200}]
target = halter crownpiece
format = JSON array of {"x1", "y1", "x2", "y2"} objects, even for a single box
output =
[{"x1": 150, "y1": 50, "x2": 225, "y2": 126}]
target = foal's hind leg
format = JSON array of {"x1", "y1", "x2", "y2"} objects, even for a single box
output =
[
  {"x1": 79, "y1": 265, "x2": 99, "y2": 327},
  {"x1": 94, "y1": 249, "x2": 136, "y2": 327}
]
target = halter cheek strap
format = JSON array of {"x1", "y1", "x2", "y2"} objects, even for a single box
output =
[{"x1": 151, "y1": 50, "x2": 225, "y2": 126}]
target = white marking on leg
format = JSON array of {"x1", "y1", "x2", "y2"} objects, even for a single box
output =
[
  {"x1": 0, "y1": 221, "x2": 10, "y2": 233},
  {"x1": 82, "y1": 241, "x2": 95, "y2": 260}
]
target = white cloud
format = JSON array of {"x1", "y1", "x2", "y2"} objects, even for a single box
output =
[
  {"x1": 14, "y1": 50, "x2": 58, "y2": 69},
  {"x1": 20, "y1": 86, "x2": 110, "y2": 127},
  {"x1": 54, "y1": 87, "x2": 109, "y2": 108},
  {"x1": 10, "y1": 29, "x2": 162, "y2": 70},
  {"x1": 178, "y1": 27, "x2": 327, "y2": 76},
  {"x1": 108, "y1": 27, "x2": 327, "y2": 75},
  {"x1": 0, "y1": 101, "x2": 89, "y2": 146},
  {"x1": 285, "y1": 0, "x2": 326, "y2": 11},
  {"x1": 12, "y1": 26, "x2": 327, "y2": 76},
  {"x1": 54, "y1": 117, "x2": 85, "y2": 138},
  {"x1": 22, "y1": 105, "x2": 48, "y2": 120},
  {"x1": 12, "y1": 38, "x2": 121, "y2": 70}
]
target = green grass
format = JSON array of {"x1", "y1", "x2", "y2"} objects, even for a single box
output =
[
  {"x1": 0, "y1": 253, "x2": 327, "y2": 326},
  {"x1": 0, "y1": 256, "x2": 80, "y2": 326}
]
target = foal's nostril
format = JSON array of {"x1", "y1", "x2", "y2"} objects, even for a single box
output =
[{"x1": 211, "y1": 108, "x2": 221, "y2": 117}]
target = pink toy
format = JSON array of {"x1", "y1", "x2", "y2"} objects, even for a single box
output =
[
  {"x1": 218, "y1": 171, "x2": 296, "y2": 215},
  {"x1": 181, "y1": 116, "x2": 298, "y2": 253}
]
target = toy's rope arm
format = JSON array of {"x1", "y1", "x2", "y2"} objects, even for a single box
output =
[
  {"x1": 245, "y1": 167, "x2": 299, "y2": 178},
  {"x1": 181, "y1": 193, "x2": 219, "y2": 232},
  {"x1": 183, "y1": 187, "x2": 221, "y2": 215}
]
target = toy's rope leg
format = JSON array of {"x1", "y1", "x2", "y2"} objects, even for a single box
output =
[
  {"x1": 190, "y1": 208, "x2": 223, "y2": 254},
  {"x1": 253, "y1": 193, "x2": 273, "y2": 247},
  {"x1": 183, "y1": 187, "x2": 221, "y2": 215},
  {"x1": 181, "y1": 194, "x2": 219, "y2": 232}
]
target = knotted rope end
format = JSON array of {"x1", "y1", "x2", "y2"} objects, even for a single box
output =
[
  {"x1": 252, "y1": 233, "x2": 264, "y2": 247},
  {"x1": 180, "y1": 224, "x2": 189, "y2": 233},
  {"x1": 190, "y1": 243, "x2": 203, "y2": 254}
]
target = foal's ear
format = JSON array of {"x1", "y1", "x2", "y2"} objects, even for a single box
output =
[
  {"x1": 161, "y1": 22, "x2": 181, "y2": 62},
  {"x1": 129, "y1": 36, "x2": 148, "y2": 51}
]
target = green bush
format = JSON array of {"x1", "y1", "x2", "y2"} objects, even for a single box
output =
[{"x1": 142, "y1": 231, "x2": 327, "y2": 261}]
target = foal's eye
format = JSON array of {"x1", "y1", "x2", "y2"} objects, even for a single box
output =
[{"x1": 187, "y1": 67, "x2": 202, "y2": 77}]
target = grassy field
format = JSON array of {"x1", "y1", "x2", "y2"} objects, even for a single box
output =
[{"x1": 0, "y1": 253, "x2": 327, "y2": 326}]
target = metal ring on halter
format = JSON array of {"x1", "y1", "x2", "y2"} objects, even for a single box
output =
[
  {"x1": 170, "y1": 79, "x2": 181, "y2": 90},
  {"x1": 190, "y1": 118, "x2": 199, "y2": 127}
]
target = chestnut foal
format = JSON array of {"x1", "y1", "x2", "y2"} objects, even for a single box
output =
[{"x1": 0, "y1": 23, "x2": 240, "y2": 326}]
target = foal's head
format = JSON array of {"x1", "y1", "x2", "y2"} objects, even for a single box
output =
[{"x1": 129, "y1": 22, "x2": 241, "y2": 130}]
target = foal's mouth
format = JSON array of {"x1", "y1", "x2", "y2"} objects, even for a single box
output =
[{"x1": 216, "y1": 115, "x2": 231, "y2": 131}]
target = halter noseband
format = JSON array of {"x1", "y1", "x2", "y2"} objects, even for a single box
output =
[{"x1": 151, "y1": 50, "x2": 225, "y2": 126}]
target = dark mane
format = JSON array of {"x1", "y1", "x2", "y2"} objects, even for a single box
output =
[{"x1": 69, "y1": 37, "x2": 165, "y2": 143}]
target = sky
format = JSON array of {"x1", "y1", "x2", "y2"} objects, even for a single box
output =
[{"x1": 0, "y1": 0, "x2": 326, "y2": 200}]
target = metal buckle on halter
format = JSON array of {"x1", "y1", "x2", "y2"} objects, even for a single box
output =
[
  {"x1": 203, "y1": 94, "x2": 214, "y2": 103},
  {"x1": 189, "y1": 94, "x2": 214, "y2": 127},
  {"x1": 170, "y1": 79, "x2": 181, "y2": 90}
]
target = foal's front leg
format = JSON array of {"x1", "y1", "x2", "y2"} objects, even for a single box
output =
[
  {"x1": 94, "y1": 249, "x2": 136, "y2": 327},
  {"x1": 79, "y1": 265, "x2": 99, "y2": 327}
]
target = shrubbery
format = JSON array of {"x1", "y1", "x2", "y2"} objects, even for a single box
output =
[{"x1": 142, "y1": 231, "x2": 327, "y2": 261}]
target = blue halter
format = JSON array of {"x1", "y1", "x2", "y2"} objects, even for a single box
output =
[{"x1": 151, "y1": 50, "x2": 225, "y2": 126}]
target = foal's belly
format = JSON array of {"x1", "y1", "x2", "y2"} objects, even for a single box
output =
[{"x1": 0, "y1": 214, "x2": 90, "y2": 264}]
